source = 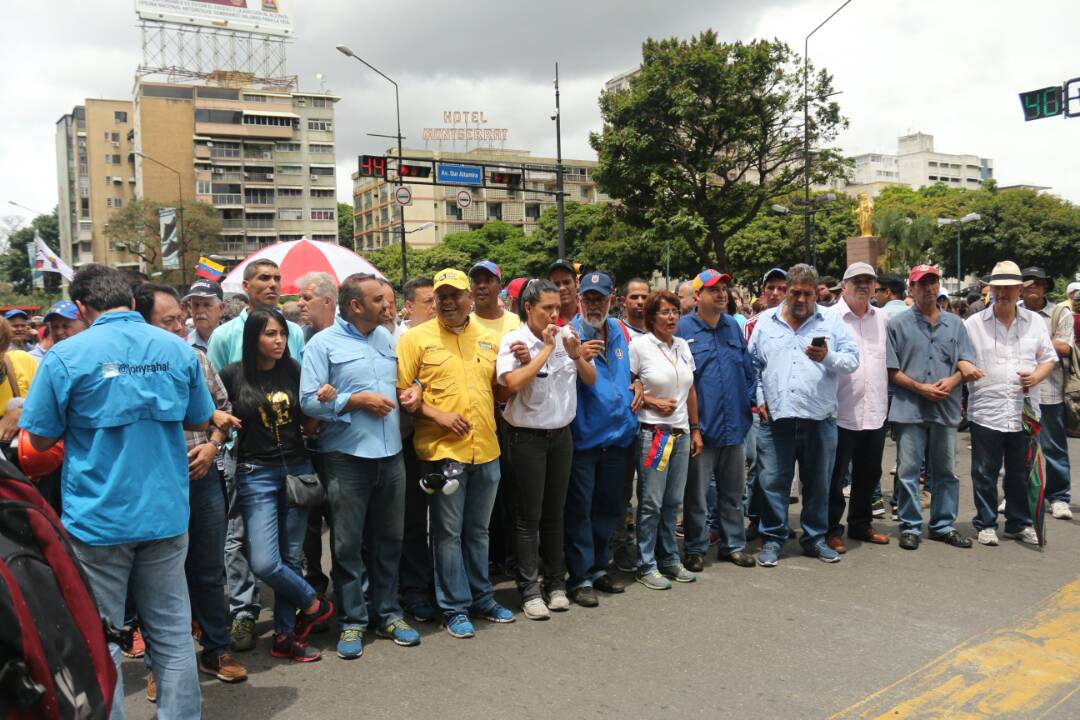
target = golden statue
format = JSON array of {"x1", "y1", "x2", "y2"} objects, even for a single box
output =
[{"x1": 855, "y1": 192, "x2": 874, "y2": 237}]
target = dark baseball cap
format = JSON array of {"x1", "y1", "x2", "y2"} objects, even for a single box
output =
[
  {"x1": 1021, "y1": 266, "x2": 1053, "y2": 291},
  {"x1": 762, "y1": 267, "x2": 787, "y2": 285},
  {"x1": 468, "y1": 260, "x2": 501, "y2": 281},
  {"x1": 548, "y1": 258, "x2": 577, "y2": 276},
  {"x1": 579, "y1": 271, "x2": 614, "y2": 296},
  {"x1": 182, "y1": 279, "x2": 224, "y2": 302}
]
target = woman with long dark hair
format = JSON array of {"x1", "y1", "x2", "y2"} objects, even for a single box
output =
[{"x1": 219, "y1": 308, "x2": 333, "y2": 662}]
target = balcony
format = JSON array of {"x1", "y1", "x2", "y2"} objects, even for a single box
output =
[
  {"x1": 220, "y1": 218, "x2": 244, "y2": 229},
  {"x1": 212, "y1": 171, "x2": 244, "y2": 182},
  {"x1": 244, "y1": 197, "x2": 275, "y2": 208},
  {"x1": 246, "y1": 217, "x2": 275, "y2": 229},
  {"x1": 194, "y1": 146, "x2": 211, "y2": 160},
  {"x1": 245, "y1": 172, "x2": 275, "y2": 184},
  {"x1": 211, "y1": 148, "x2": 241, "y2": 159},
  {"x1": 212, "y1": 194, "x2": 243, "y2": 206}
]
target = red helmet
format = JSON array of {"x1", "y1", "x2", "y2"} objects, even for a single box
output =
[{"x1": 17, "y1": 429, "x2": 64, "y2": 481}]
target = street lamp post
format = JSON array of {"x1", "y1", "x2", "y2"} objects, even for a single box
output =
[
  {"x1": 937, "y1": 212, "x2": 981, "y2": 292},
  {"x1": 803, "y1": 0, "x2": 852, "y2": 263},
  {"x1": 134, "y1": 151, "x2": 186, "y2": 285},
  {"x1": 553, "y1": 62, "x2": 566, "y2": 259},
  {"x1": 337, "y1": 44, "x2": 409, "y2": 285}
]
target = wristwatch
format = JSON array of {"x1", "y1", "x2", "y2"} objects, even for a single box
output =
[{"x1": 210, "y1": 439, "x2": 224, "y2": 452}]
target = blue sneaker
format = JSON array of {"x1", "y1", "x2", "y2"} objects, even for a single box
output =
[
  {"x1": 757, "y1": 542, "x2": 781, "y2": 567},
  {"x1": 405, "y1": 601, "x2": 438, "y2": 623},
  {"x1": 376, "y1": 619, "x2": 421, "y2": 647},
  {"x1": 805, "y1": 540, "x2": 841, "y2": 563},
  {"x1": 476, "y1": 603, "x2": 515, "y2": 624},
  {"x1": 445, "y1": 613, "x2": 475, "y2": 639},
  {"x1": 336, "y1": 628, "x2": 363, "y2": 659}
]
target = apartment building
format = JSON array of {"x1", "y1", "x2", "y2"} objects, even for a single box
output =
[
  {"x1": 55, "y1": 100, "x2": 141, "y2": 269},
  {"x1": 351, "y1": 148, "x2": 608, "y2": 251},
  {"x1": 134, "y1": 77, "x2": 340, "y2": 261}
]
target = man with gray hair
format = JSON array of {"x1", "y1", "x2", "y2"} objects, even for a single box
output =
[
  {"x1": 297, "y1": 271, "x2": 338, "y2": 342},
  {"x1": 182, "y1": 278, "x2": 224, "y2": 352},
  {"x1": 748, "y1": 263, "x2": 859, "y2": 567}
]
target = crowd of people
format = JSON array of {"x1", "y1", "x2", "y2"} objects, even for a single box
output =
[{"x1": 4, "y1": 254, "x2": 1078, "y2": 718}]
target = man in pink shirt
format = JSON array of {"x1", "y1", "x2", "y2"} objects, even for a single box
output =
[{"x1": 825, "y1": 262, "x2": 891, "y2": 552}]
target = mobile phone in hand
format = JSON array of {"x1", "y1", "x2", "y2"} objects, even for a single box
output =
[{"x1": 811, "y1": 336, "x2": 826, "y2": 348}]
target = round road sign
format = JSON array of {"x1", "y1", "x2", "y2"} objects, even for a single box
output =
[
  {"x1": 456, "y1": 189, "x2": 472, "y2": 210},
  {"x1": 394, "y1": 185, "x2": 413, "y2": 206}
]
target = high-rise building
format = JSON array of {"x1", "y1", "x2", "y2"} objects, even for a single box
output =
[
  {"x1": 135, "y1": 78, "x2": 340, "y2": 261},
  {"x1": 55, "y1": 100, "x2": 141, "y2": 269},
  {"x1": 351, "y1": 148, "x2": 608, "y2": 251}
]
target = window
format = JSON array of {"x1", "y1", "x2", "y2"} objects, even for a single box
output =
[
  {"x1": 928, "y1": 161, "x2": 938, "y2": 167},
  {"x1": 105, "y1": 154, "x2": 121, "y2": 164},
  {"x1": 309, "y1": 143, "x2": 334, "y2": 154},
  {"x1": 114, "y1": 111, "x2": 128, "y2": 123},
  {"x1": 276, "y1": 142, "x2": 301, "y2": 152},
  {"x1": 311, "y1": 208, "x2": 335, "y2": 221},
  {"x1": 278, "y1": 208, "x2": 303, "y2": 220},
  {"x1": 928, "y1": 175, "x2": 938, "y2": 181},
  {"x1": 487, "y1": 203, "x2": 502, "y2": 221},
  {"x1": 310, "y1": 188, "x2": 335, "y2": 198},
  {"x1": 278, "y1": 187, "x2": 303, "y2": 197},
  {"x1": 196, "y1": 181, "x2": 212, "y2": 195},
  {"x1": 293, "y1": 97, "x2": 307, "y2": 108},
  {"x1": 580, "y1": 186, "x2": 590, "y2": 199},
  {"x1": 277, "y1": 165, "x2": 302, "y2": 175},
  {"x1": 245, "y1": 189, "x2": 275, "y2": 205},
  {"x1": 103, "y1": 132, "x2": 110, "y2": 141},
  {"x1": 106, "y1": 198, "x2": 112, "y2": 208},
  {"x1": 525, "y1": 203, "x2": 541, "y2": 220},
  {"x1": 111, "y1": 132, "x2": 120, "y2": 143},
  {"x1": 242, "y1": 114, "x2": 296, "y2": 127},
  {"x1": 308, "y1": 119, "x2": 333, "y2": 132},
  {"x1": 312, "y1": 234, "x2": 337, "y2": 242},
  {"x1": 196, "y1": 109, "x2": 243, "y2": 124},
  {"x1": 446, "y1": 202, "x2": 463, "y2": 220},
  {"x1": 106, "y1": 197, "x2": 123, "y2": 208},
  {"x1": 313, "y1": 97, "x2": 327, "y2": 108},
  {"x1": 309, "y1": 166, "x2": 335, "y2": 176},
  {"x1": 243, "y1": 94, "x2": 267, "y2": 103},
  {"x1": 197, "y1": 87, "x2": 238, "y2": 100}
]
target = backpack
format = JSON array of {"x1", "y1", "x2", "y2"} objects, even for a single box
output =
[
  {"x1": 1050, "y1": 304, "x2": 1080, "y2": 437},
  {"x1": 0, "y1": 456, "x2": 119, "y2": 720}
]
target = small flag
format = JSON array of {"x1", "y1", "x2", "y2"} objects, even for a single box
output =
[
  {"x1": 195, "y1": 256, "x2": 225, "y2": 281},
  {"x1": 1022, "y1": 396, "x2": 1047, "y2": 547},
  {"x1": 644, "y1": 429, "x2": 675, "y2": 472},
  {"x1": 34, "y1": 233, "x2": 74, "y2": 281}
]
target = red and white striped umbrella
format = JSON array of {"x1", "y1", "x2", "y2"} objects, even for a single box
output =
[{"x1": 221, "y1": 238, "x2": 385, "y2": 296}]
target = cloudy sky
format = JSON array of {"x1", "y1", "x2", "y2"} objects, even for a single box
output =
[{"x1": 2, "y1": 0, "x2": 1077, "y2": 232}]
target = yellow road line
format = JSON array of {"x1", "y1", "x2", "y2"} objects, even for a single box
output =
[{"x1": 829, "y1": 577, "x2": 1080, "y2": 719}]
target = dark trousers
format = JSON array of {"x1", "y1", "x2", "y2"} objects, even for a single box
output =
[
  {"x1": 970, "y1": 423, "x2": 1032, "y2": 533},
  {"x1": 507, "y1": 424, "x2": 573, "y2": 601},
  {"x1": 302, "y1": 453, "x2": 334, "y2": 597},
  {"x1": 399, "y1": 437, "x2": 434, "y2": 608},
  {"x1": 564, "y1": 444, "x2": 629, "y2": 590},
  {"x1": 488, "y1": 418, "x2": 518, "y2": 572},
  {"x1": 828, "y1": 425, "x2": 887, "y2": 536}
]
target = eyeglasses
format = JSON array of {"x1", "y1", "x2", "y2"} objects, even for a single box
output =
[{"x1": 655, "y1": 309, "x2": 680, "y2": 318}]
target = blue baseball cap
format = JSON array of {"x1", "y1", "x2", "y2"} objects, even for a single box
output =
[
  {"x1": 44, "y1": 300, "x2": 79, "y2": 322},
  {"x1": 468, "y1": 259, "x2": 501, "y2": 281},
  {"x1": 4, "y1": 309, "x2": 29, "y2": 320},
  {"x1": 762, "y1": 267, "x2": 787, "y2": 285},
  {"x1": 578, "y1": 271, "x2": 614, "y2": 296}
]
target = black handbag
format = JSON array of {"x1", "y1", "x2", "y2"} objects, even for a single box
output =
[{"x1": 272, "y1": 421, "x2": 325, "y2": 509}]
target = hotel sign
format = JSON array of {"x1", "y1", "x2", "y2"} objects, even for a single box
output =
[{"x1": 422, "y1": 110, "x2": 509, "y2": 142}]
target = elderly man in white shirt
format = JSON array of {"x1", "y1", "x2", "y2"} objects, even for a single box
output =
[
  {"x1": 826, "y1": 262, "x2": 892, "y2": 553},
  {"x1": 964, "y1": 261, "x2": 1058, "y2": 546}
]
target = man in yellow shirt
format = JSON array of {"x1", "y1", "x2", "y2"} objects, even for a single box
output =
[{"x1": 396, "y1": 268, "x2": 515, "y2": 638}]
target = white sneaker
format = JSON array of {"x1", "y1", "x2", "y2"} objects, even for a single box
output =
[
  {"x1": 977, "y1": 528, "x2": 999, "y2": 546},
  {"x1": 1051, "y1": 501, "x2": 1073, "y2": 520},
  {"x1": 546, "y1": 590, "x2": 570, "y2": 612},
  {"x1": 1004, "y1": 527, "x2": 1039, "y2": 545},
  {"x1": 998, "y1": 498, "x2": 1006, "y2": 514},
  {"x1": 522, "y1": 597, "x2": 550, "y2": 620}
]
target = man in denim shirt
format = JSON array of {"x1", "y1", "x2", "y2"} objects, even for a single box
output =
[{"x1": 748, "y1": 264, "x2": 859, "y2": 567}]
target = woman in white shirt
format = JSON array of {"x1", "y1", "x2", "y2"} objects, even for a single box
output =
[
  {"x1": 497, "y1": 280, "x2": 598, "y2": 619},
  {"x1": 630, "y1": 289, "x2": 702, "y2": 590}
]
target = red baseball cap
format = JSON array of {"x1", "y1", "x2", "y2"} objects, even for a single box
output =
[
  {"x1": 908, "y1": 264, "x2": 941, "y2": 283},
  {"x1": 692, "y1": 269, "x2": 732, "y2": 292},
  {"x1": 505, "y1": 277, "x2": 527, "y2": 300}
]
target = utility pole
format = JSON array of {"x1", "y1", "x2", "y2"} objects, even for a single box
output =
[{"x1": 554, "y1": 62, "x2": 566, "y2": 258}]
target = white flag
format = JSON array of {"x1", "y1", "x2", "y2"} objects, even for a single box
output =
[{"x1": 34, "y1": 233, "x2": 74, "y2": 282}]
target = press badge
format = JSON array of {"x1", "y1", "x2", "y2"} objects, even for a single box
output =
[{"x1": 102, "y1": 362, "x2": 120, "y2": 378}]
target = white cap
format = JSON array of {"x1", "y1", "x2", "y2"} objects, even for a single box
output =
[
  {"x1": 842, "y1": 261, "x2": 877, "y2": 281},
  {"x1": 1067, "y1": 281, "x2": 1080, "y2": 299}
]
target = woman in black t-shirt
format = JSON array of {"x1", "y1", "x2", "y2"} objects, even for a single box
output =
[{"x1": 220, "y1": 308, "x2": 333, "y2": 662}]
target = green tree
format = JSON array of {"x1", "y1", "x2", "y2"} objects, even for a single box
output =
[
  {"x1": 0, "y1": 210, "x2": 62, "y2": 295},
  {"x1": 590, "y1": 32, "x2": 849, "y2": 270},
  {"x1": 338, "y1": 202, "x2": 355, "y2": 247},
  {"x1": 104, "y1": 198, "x2": 221, "y2": 280}
]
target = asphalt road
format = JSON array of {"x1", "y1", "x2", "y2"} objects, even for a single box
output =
[{"x1": 122, "y1": 434, "x2": 1080, "y2": 719}]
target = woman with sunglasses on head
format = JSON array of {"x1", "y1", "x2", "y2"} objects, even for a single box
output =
[
  {"x1": 218, "y1": 308, "x2": 333, "y2": 662},
  {"x1": 496, "y1": 279, "x2": 598, "y2": 619},
  {"x1": 630, "y1": 290, "x2": 702, "y2": 590}
]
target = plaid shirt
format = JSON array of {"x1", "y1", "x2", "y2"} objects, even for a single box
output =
[{"x1": 186, "y1": 348, "x2": 230, "y2": 452}]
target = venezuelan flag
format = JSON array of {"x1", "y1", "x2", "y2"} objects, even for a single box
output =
[
  {"x1": 195, "y1": 256, "x2": 225, "y2": 281},
  {"x1": 644, "y1": 429, "x2": 675, "y2": 473}
]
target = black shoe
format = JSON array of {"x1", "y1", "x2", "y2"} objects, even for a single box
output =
[
  {"x1": 929, "y1": 530, "x2": 973, "y2": 548},
  {"x1": 719, "y1": 550, "x2": 757, "y2": 568},
  {"x1": 593, "y1": 574, "x2": 626, "y2": 594},
  {"x1": 684, "y1": 553, "x2": 704, "y2": 573},
  {"x1": 569, "y1": 586, "x2": 599, "y2": 608},
  {"x1": 612, "y1": 546, "x2": 637, "y2": 574},
  {"x1": 899, "y1": 533, "x2": 920, "y2": 550}
]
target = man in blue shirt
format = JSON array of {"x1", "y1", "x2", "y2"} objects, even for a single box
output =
[
  {"x1": 564, "y1": 272, "x2": 637, "y2": 607},
  {"x1": 207, "y1": 258, "x2": 304, "y2": 651},
  {"x1": 677, "y1": 270, "x2": 756, "y2": 571},
  {"x1": 748, "y1": 263, "x2": 859, "y2": 567},
  {"x1": 20, "y1": 264, "x2": 215, "y2": 719},
  {"x1": 300, "y1": 273, "x2": 420, "y2": 659}
]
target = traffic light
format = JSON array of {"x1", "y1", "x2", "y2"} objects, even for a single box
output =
[
  {"x1": 399, "y1": 163, "x2": 432, "y2": 178},
  {"x1": 489, "y1": 171, "x2": 522, "y2": 186}
]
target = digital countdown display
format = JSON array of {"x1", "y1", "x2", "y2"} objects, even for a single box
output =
[
  {"x1": 1019, "y1": 86, "x2": 1063, "y2": 121},
  {"x1": 358, "y1": 154, "x2": 387, "y2": 178}
]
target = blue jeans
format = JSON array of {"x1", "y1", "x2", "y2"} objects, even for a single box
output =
[
  {"x1": 321, "y1": 451, "x2": 406, "y2": 630},
  {"x1": 72, "y1": 534, "x2": 199, "y2": 720},
  {"x1": 756, "y1": 417, "x2": 836, "y2": 549},
  {"x1": 894, "y1": 422, "x2": 960, "y2": 536},
  {"x1": 743, "y1": 415, "x2": 760, "y2": 516},
  {"x1": 565, "y1": 444, "x2": 629, "y2": 590},
  {"x1": 186, "y1": 465, "x2": 229, "y2": 661},
  {"x1": 223, "y1": 454, "x2": 260, "y2": 620},
  {"x1": 235, "y1": 461, "x2": 316, "y2": 635},
  {"x1": 1041, "y1": 403, "x2": 1072, "y2": 504},
  {"x1": 427, "y1": 458, "x2": 500, "y2": 616},
  {"x1": 635, "y1": 428, "x2": 691, "y2": 574},
  {"x1": 970, "y1": 423, "x2": 1032, "y2": 533},
  {"x1": 687, "y1": 444, "x2": 747, "y2": 555}
]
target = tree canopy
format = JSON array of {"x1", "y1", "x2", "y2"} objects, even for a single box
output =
[
  {"x1": 0, "y1": 210, "x2": 62, "y2": 295},
  {"x1": 104, "y1": 198, "x2": 221, "y2": 280}
]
